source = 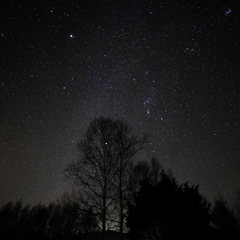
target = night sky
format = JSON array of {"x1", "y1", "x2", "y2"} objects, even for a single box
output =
[{"x1": 1, "y1": 0, "x2": 240, "y2": 207}]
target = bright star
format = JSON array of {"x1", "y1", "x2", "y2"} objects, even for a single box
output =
[{"x1": 225, "y1": 9, "x2": 232, "y2": 16}]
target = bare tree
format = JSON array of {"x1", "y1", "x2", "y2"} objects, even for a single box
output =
[
  {"x1": 130, "y1": 157, "x2": 164, "y2": 194},
  {"x1": 234, "y1": 190, "x2": 240, "y2": 228},
  {"x1": 111, "y1": 119, "x2": 147, "y2": 236},
  {"x1": 65, "y1": 117, "x2": 147, "y2": 238},
  {"x1": 211, "y1": 193, "x2": 239, "y2": 238},
  {"x1": 58, "y1": 191, "x2": 99, "y2": 234}
]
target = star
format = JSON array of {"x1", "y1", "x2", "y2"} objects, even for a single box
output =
[{"x1": 0, "y1": 0, "x2": 239, "y2": 209}]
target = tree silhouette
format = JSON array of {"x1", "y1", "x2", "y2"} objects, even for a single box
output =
[
  {"x1": 132, "y1": 157, "x2": 164, "y2": 187},
  {"x1": 126, "y1": 169, "x2": 210, "y2": 240},
  {"x1": 79, "y1": 207, "x2": 99, "y2": 233},
  {"x1": 234, "y1": 190, "x2": 240, "y2": 229},
  {"x1": 65, "y1": 117, "x2": 147, "y2": 238},
  {"x1": 0, "y1": 199, "x2": 88, "y2": 240},
  {"x1": 211, "y1": 193, "x2": 239, "y2": 239},
  {"x1": 0, "y1": 201, "x2": 15, "y2": 239},
  {"x1": 124, "y1": 157, "x2": 164, "y2": 208}
]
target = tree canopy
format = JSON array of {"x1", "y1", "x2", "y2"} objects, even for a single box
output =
[
  {"x1": 0, "y1": 199, "x2": 87, "y2": 240},
  {"x1": 3, "y1": 117, "x2": 240, "y2": 240},
  {"x1": 65, "y1": 116, "x2": 147, "y2": 235},
  {"x1": 211, "y1": 193, "x2": 239, "y2": 239},
  {"x1": 126, "y1": 170, "x2": 211, "y2": 240}
]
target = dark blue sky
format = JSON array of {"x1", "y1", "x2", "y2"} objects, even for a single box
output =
[{"x1": 1, "y1": 0, "x2": 240, "y2": 206}]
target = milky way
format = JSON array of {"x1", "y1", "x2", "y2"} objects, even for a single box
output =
[{"x1": 1, "y1": 0, "x2": 240, "y2": 206}]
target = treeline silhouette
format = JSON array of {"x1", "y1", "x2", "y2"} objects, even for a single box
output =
[
  {"x1": 127, "y1": 168, "x2": 240, "y2": 240},
  {"x1": 1, "y1": 171, "x2": 240, "y2": 240},
  {"x1": 1, "y1": 117, "x2": 240, "y2": 240},
  {"x1": 0, "y1": 200, "x2": 94, "y2": 240}
]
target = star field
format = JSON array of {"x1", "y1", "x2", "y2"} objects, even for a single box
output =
[{"x1": 0, "y1": 0, "x2": 240, "y2": 206}]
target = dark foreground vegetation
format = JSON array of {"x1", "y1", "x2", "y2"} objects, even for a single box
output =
[
  {"x1": 1, "y1": 182, "x2": 240, "y2": 240},
  {"x1": 1, "y1": 117, "x2": 240, "y2": 240}
]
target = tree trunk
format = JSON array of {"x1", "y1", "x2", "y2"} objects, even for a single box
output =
[{"x1": 119, "y1": 158, "x2": 124, "y2": 240}]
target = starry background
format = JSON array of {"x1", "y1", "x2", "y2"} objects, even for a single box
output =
[{"x1": 0, "y1": 0, "x2": 240, "y2": 206}]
